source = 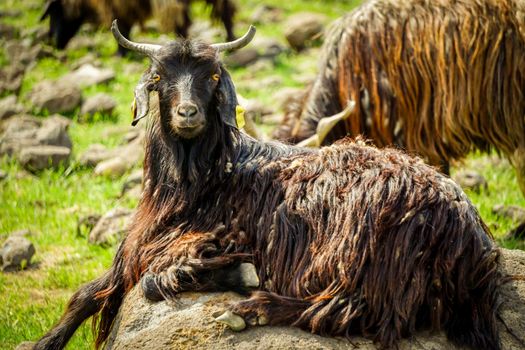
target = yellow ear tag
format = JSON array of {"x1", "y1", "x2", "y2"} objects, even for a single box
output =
[
  {"x1": 235, "y1": 105, "x2": 245, "y2": 129},
  {"x1": 153, "y1": 74, "x2": 161, "y2": 82},
  {"x1": 131, "y1": 98, "x2": 137, "y2": 119},
  {"x1": 212, "y1": 74, "x2": 220, "y2": 81}
]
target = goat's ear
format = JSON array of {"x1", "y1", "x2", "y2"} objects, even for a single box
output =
[
  {"x1": 216, "y1": 67, "x2": 238, "y2": 128},
  {"x1": 131, "y1": 72, "x2": 157, "y2": 126},
  {"x1": 41, "y1": 0, "x2": 59, "y2": 21}
]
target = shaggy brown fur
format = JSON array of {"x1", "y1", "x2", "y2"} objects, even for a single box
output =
[
  {"x1": 35, "y1": 34, "x2": 503, "y2": 350},
  {"x1": 274, "y1": 0, "x2": 525, "y2": 188}
]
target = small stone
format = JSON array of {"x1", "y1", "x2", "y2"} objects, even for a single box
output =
[
  {"x1": 0, "y1": 95, "x2": 24, "y2": 120},
  {"x1": 0, "y1": 63, "x2": 25, "y2": 95},
  {"x1": 252, "y1": 37, "x2": 286, "y2": 59},
  {"x1": 79, "y1": 144, "x2": 111, "y2": 167},
  {"x1": 60, "y1": 64, "x2": 115, "y2": 88},
  {"x1": 80, "y1": 93, "x2": 117, "y2": 117},
  {"x1": 88, "y1": 208, "x2": 134, "y2": 245},
  {"x1": 29, "y1": 80, "x2": 82, "y2": 114},
  {"x1": 36, "y1": 116, "x2": 73, "y2": 150},
  {"x1": 14, "y1": 341, "x2": 36, "y2": 350},
  {"x1": 251, "y1": 5, "x2": 283, "y2": 24},
  {"x1": 19, "y1": 145, "x2": 71, "y2": 171},
  {"x1": 453, "y1": 171, "x2": 488, "y2": 193},
  {"x1": 1, "y1": 236, "x2": 35, "y2": 271},
  {"x1": 493, "y1": 205, "x2": 525, "y2": 222},
  {"x1": 122, "y1": 169, "x2": 143, "y2": 195},
  {"x1": 224, "y1": 48, "x2": 259, "y2": 68},
  {"x1": 94, "y1": 157, "x2": 128, "y2": 178},
  {"x1": 284, "y1": 13, "x2": 326, "y2": 51}
]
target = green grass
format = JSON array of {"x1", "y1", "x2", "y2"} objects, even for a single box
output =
[{"x1": 1, "y1": 0, "x2": 524, "y2": 349}]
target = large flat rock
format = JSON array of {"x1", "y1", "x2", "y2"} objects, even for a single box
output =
[{"x1": 106, "y1": 248, "x2": 525, "y2": 349}]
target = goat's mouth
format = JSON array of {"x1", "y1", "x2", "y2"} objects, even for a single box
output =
[{"x1": 170, "y1": 118, "x2": 206, "y2": 138}]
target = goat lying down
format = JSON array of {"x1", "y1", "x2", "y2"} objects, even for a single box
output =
[{"x1": 34, "y1": 23, "x2": 502, "y2": 350}]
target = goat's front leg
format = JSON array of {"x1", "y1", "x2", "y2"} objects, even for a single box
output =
[
  {"x1": 140, "y1": 224, "x2": 258, "y2": 301},
  {"x1": 141, "y1": 256, "x2": 259, "y2": 301}
]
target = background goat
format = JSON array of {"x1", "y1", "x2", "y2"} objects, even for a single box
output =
[
  {"x1": 41, "y1": 0, "x2": 236, "y2": 55},
  {"x1": 273, "y1": 0, "x2": 525, "y2": 196},
  {"x1": 34, "y1": 21, "x2": 503, "y2": 350}
]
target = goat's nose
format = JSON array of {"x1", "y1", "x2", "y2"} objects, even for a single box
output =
[{"x1": 176, "y1": 103, "x2": 198, "y2": 118}]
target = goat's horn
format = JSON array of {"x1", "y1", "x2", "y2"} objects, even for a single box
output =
[
  {"x1": 211, "y1": 25, "x2": 256, "y2": 52},
  {"x1": 111, "y1": 20, "x2": 161, "y2": 57}
]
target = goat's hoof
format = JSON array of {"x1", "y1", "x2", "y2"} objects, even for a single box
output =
[
  {"x1": 215, "y1": 310, "x2": 246, "y2": 331},
  {"x1": 258, "y1": 314, "x2": 269, "y2": 325},
  {"x1": 141, "y1": 274, "x2": 165, "y2": 302},
  {"x1": 239, "y1": 263, "x2": 259, "y2": 288}
]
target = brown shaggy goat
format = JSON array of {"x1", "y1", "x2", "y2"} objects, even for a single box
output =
[
  {"x1": 41, "y1": 0, "x2": 236, "y2": 55},
  {"x1": 274, "y1": 0, "x2": 525, "y2": 195},
  {"x1": 34, "y1": 22, "x2": 503, "y2": 350}
]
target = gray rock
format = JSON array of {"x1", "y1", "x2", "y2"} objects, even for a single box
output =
[
  {"x1": 0, "y1": 114, "x2": 42, "y2": 156},
  {"x1": 106, "y1": 249, "x2": 525, "y2": 350},
  {"x1": 66, "y1": 35, "x2": 100, "y2": 51},
  {"x1": 14, "y1": 341, "x2": 36, "y2": 350},
  {"x1": 224, "y1": 48, "x2": 259, "y2": 68},
  {"x1": 36, "y1": 116, "x2": 73, "y2": 149},
  {"x1": 4, "y1": 41, "x2": 49, "y2": 67},
  {"x1": 493, "y1": 205, "x2": 525, "y2": 222},
  {"x1": 252, "y1": 37, "x2": 286, "y2": 59},
  {"x1": 19, "y1": 145, "x2": 71, "y2": 171},
  {"x1": 0, "y1": 63, "x2": 25, "y2": 95},
  {"x1": 251, "y1": 5, "x2": 283, "y2": 24},
  {"x1": 453, "y1": 170, "x2": 488, "y2": 193},
  {"x1": 88, "y1": 208, "x2": 134, "y2": 245},
  {"x1": 20, "y1": 26, "x2": 48, "y2": 45},
  {"x1": 29, "y1": 80, "x2": 82, "y2": 114},
  {"x1": 0, "y1": 95, "x2": 24, "y2": 120},
  {"x1": 85, "y1": 134, "x2": 144, "y2": 176},
  {"x1": 284, "y1": 13, "x2": 326, "y2": 51},
  {"x1": 0, "y1": 23, "x2": 18, "y2": 40},
  {"x1": 80, "y1": 94, "x2": 117, "y2": 117},
  {"x1": 1, "y1": 236, "x2": 35, "y2": 271},
  {"x1": 122, "y1": 169, "x2": 143, "y2": 195},
  {"x1": 60, "y1": 64, "x2": 115, "y2": 88}
]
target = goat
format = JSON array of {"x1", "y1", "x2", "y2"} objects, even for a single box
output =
[
  {"x1": 34, "y1": 21, "x2": 503, "y2": 350},
  {"x1": 41, "y1": 0, "x2": 236, "y2": 55},
  {"x1": 273, "y1": 0, "x2": 525, "y2": 195}
]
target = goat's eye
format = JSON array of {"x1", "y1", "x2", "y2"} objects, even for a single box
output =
[
  {"x1": 212, "y1": 74, "x2": 220, "y2": 81},
  {"x1": 152, "y1": 74, "x2": 161, "y2": 82}
]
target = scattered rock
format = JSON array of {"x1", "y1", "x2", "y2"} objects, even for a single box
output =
[
  {"x1": 224, "y1": 48, "x2": 259, "y2": 68},
  {"x1": 77, "y1": 214, "x2": 102, "y2": 238},
  {"x1": 80, "y1": 93, "x2": 117, "y2": 117},
  {"x1": 284, "y1": 13, "x2": 326, "y2": 51},
  {"x1": 106, "y1": 249, "x2": 525, "y2": 350},
  {"x1": 237, "y1": 95, "x2": 274, "y2": 122},
  {"x1": 14, "y1": 341, "x2": 36, "y2": 350},
  {"x1": 1, "y1": 235, "x2": 35, "y2": 271},
  {"x1": 0, "y1": 114, "x2": 42, "y2": 156},
  {"x1": 71, "y1": 53, "x2": 100, "y2": 69},
  {"x1": 0, "y1": 63, "x2": 25, "y2": 95},
  {"x1": 18, "y1": 145, "x2": 71, "y2": 171},
  {"x1": 35, "y1": 115, "x2": 73, "y2": 149},
  {"x1": 29, "y1": 80, "x2": 82, "y2": 114},
  {"x1": 0, "y1": 23, "x2": 18, "y2": 40},
  {"x1": 188, "y1": 21, "x2": 221, "y2": 43},
  {"x1": 94, "y1": 157, "x2": 129, "y2": 178},
  {"x1": 453, "y1": 170, "x2": 488, "y2": 193},
  {"x1": 88, "y1": 208, "x2": 134, "y2": 245},
  {"x1": 10, "y1": 229, "x2": 32, "y2": 237},
  {"x1": 80, "y1": 133, "x2": 144, "y2": 174},
  {"x1": 122, "y1": 169, "x2": 143, "y2": 195},
  {"x1": 271, "y1": 87, "x2": 305, "y2": 111},
  {"x1": 4, "y1": 41, "x2": 47, "y2": 66},
  {"x1": 251, "y1": 5, "x2": 283, "y2": 24},
  {"x1": 66, "y1": 35, "x2": 100, "y2": 51},
  {"x1": 252, "y1": 37, "x2": 286, "y2": 59},
  {"x1": 20, "y1": 26, "x2": 48, "y2": 45},
  {"x1": 493, "y1": 205, "x2": 525, "y2": 222},
  {"x1": 0, "y1": 95, "x2": 24, "y2": 120},
  {"x1": 60, "y1": 63, "x2": 115, "y2": 88}
]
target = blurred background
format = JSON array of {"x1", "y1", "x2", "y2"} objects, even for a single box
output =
[{"x1": 0, "y1": 0, "x2": 524, "y2": 348}]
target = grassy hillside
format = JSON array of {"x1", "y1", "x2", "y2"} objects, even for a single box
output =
[{"x1": 0, "y1": 0, "x2": 523, "y2": 348}]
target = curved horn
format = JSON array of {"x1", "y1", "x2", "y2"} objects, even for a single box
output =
[
  {"x1": 111, "y1": 20, "x2": 161, "y2": 57},
  {"x1": 211, "y1": 25, "x2": 256, "y2": 52}
]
